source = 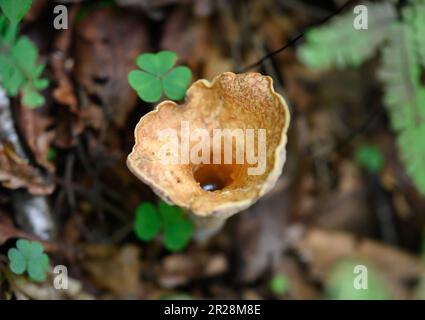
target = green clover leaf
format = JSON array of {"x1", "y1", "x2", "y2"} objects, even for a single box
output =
[
  {"x1": 163, "y1": 218, "x2": 194, "y2": 252},
  {"x1": 7, "y1": 248, "x2": 26, "y2": 275},
  {"x1": 7, "y1": 239, "x2": 50, "y2": 282},
  {"x1": 22, "y1": 86, "x2": 45, "y2": 108},
  {"x1": 128, "y1": 70, "x2": 162, "y2": 103},
  {"x1": 11, "y1": 37, "x2": 38, "y2": 74},
  {"x1": 163, "y1": 66, "x2": 192, "y2": 101},
  {"x1": 0, "y1": 0, "x2": 32, "y2": 24},
  {"x1": 16, "y1": 238, "x2": 34, "y2": 257},
  {"x1": 27, "y1": 253, "x2": 49, "y2": 282},
  {"x1": 136, "y1": 51, "x2": 177, "y2": 76},
  {"x1": 158, "y1": 201, "x2": 184, "y2": 227},
  {"x1": 128, "y1": 51, "x2": 192, "y2": 103},
  {"x1": 133, "y1": 201, "x2": 194, "y2": 251},
  {"x1": 158, "y1": 201, "x2": 194, "y2": 252},
  {"x1": 134, "y1": 202, "x2": 162, "y2": 241}
]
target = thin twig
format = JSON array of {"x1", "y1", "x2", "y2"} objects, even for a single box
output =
[
  {"x1": 237, "y1": 0, "x2": 357, "y2": 73},
  {"x1": 333, "y1": 105, "x2": 384, "y2": 153}
]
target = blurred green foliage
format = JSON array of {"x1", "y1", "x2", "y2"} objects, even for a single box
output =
[
  {"x1": 134, "y1": 201, "x2": 194, "y2": 252},
  {"x1": 326, "y1": 260, "x2": 389, "y2": 300},
  {"x1": 0, "y1": 0, "x2": 48, "y2": 108},
  {"x1": 46, "y1": 147, "x2": 57, "y2": 162},
  {"x1": 75, "y1": 0, "x2": 116, "y2": 24},
  {"x1": 268, "y1": 274, "x2": 289, "y2": 296},
  {"x1": 298, "y1": 0, "x2": 425, "y2": 195},
  {"x1": 356, "y1": 144, "x2": 384, "y2": 174}
]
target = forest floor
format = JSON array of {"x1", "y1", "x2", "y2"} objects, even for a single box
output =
[{"x1": 0, "y1": 0, "x2": 425, "y2": 300}]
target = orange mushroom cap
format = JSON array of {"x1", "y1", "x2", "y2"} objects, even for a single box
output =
[{"x1": 127, "y1": 72, "x2": 290, "y2": 221}]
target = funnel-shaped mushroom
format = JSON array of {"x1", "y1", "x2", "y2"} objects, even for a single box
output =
[{"x1": 127, "y1": 72, "x2": 290, "y2": 238}]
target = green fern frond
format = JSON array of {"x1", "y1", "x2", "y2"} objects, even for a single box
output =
[
  {"x1": 379, "y1": 22, "x2": 425, "y2": 194},
  {"x1": 298, "y1": 2, "x2": 396, "y2": 69},
  {"x1": 406, "y1": 2, "x2": 425, "y2": 66}
]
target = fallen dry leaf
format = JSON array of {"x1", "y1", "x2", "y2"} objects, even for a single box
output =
[
  {"x1": 81, "y1": 244, "x2": 143, "y2": 298},
  {"x1": 0, "y1": 213, "x2": 30, "y2": 246},
  {"x1": 235, "y1": 176, "x2": 291, "y2": 283},
  {"x1": 51, "y1": 4, "x2": 79, "y2": 112},
  {"x1": 0, "y1": 143, "x2": 54, "y2": 195},
  {"x1": 292, "y1": 228, "x2": 423, "y2": 299},
  {"x1": 13, "y1": 274, "x2": 93, "y2": 300},
  {"x1": 157, "y1": 252, "x2": 228, "y2": 288},
  {"x1": 16, "y1": 104, "x2": 55, "y2": 172},
  {"x1": 74, "y1": 8, "x2": 150, "y2": 127}
]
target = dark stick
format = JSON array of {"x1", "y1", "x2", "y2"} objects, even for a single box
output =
[{"x1": 238, "y1": 0, "x2": 357, "y2": 73}]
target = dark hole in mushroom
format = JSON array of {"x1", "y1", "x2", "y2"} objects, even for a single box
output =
[{"x1": 192, "y1": 163, "x2": 243, "y2": 192}]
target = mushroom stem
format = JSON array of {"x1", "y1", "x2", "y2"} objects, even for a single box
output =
[{"x1": 189, "y1": 213, "x2": 226, "y2": 241}]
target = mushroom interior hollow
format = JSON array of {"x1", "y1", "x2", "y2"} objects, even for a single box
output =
[{"x1": 192, "y1": 163, "x2": 245, "y2": 192}]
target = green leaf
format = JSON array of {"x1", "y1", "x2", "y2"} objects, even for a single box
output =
[
  {"x1": 406, "y1": 2, "x2": 425, "y2": 67},
  {"x1": 129, "y1": 51, "x2": 191, "y2": 103},
  {"x1": 8, "y1": 248, "x2": 26, "y2": 275},
  {"x1": 136, "y1": 51, "x2": 177, "y2": 76},
  {"x1": 0, "y1": 55, "x2": 26, "y2": 96},
  {"x1": 162, "y1": 66, "x2": 192, "y2": 100},
  {"x1": 16, "y1": 239, "x2": 33, "y2": 258},
  {"x1": 9, "y1": 239, "x2": 50, "y2": 282},
  {"x1": 31, "y1": 63, "x2": 45, "y2": 78},
  {"x1": 27, "y1": 253, "x2": 49, "y2": 282},
  {"x1": 2, "y1": 64, "x2": 25, "y2": 96},
  {"x1": 22, "y1": 87, "x2": 45, "y2": 108},
  {"x1": 11, "y1": 36, "x2": 38, "y2": 74},
  {"x1": 0, "y1": 15, "x2": 6, "y2": 31},
  {"x1": 28, "y1": 241, "x2": 45, "y2": 257},
  {"x1": 0, "y1": 27, "x2": 47, "y2": 108},
  {"x1": 269, "y1": 274, "x2": 289, "y2": 296},
  {"x1": 133, "y1": 202, "x2": 162, "y2": 241},
  {"x1": 378, "y1": 22, "x2": 425, "y2": 195},
  {"x1": 0, "y1": 55, "x2": 9, "y2": 75},
  {"x1": 3, "y1": 20, "x2": 17, "y2": 44},
  {"x1": 33, "y1": 78, "x2": 49, "y2": 90},
  {"x1": 297, "y1": 2, "x2": 396, "y2": 69},
  {"x1": 0, "y1": 0, "x2": 32, "y2": 23},
  {"x1": 128, "y1": 70, "x2": 162, "y2": 103},
  {"x1": 355, "y1": 145, "x2": 384, "y2": 174},
  {"x1": 158, "y1": 201, "x2": 184, "y2": 227},
  {"x1": 326, "y1": 260, "x2": 389, "y2": 300},
  {"x1": 160, "y1": 293, "x2": 193, "y2": 300},
  {"x1": 163, "y1": 218, "x2": 194, "y2": 252}
]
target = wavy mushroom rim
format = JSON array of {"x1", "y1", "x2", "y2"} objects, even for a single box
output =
[{"x1": 127, "y1": 72, "x2": 291, "y2": 219}]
